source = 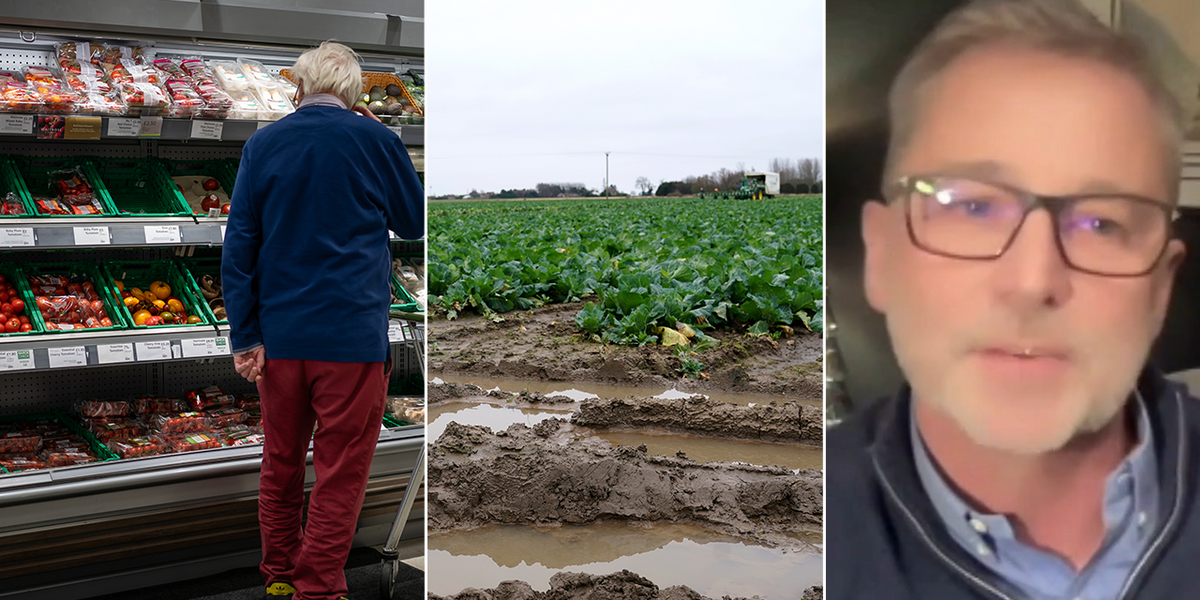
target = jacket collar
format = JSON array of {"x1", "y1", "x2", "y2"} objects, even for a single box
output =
[{"x1": 866, "y1": 368, "x2": 1192, "y2": 598}]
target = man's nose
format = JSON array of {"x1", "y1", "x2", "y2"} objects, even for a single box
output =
[{"x1": 991, "y1": 210, "x2": 1074, "y2": 310}]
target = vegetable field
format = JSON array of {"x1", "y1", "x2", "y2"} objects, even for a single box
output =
[{"x1": 428, "y1": 196, "x2": 823, "y2": 346}]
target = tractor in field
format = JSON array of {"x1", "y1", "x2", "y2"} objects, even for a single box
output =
[{"x1": 697, "y1": 172, "x2": 780, "y2": 200}]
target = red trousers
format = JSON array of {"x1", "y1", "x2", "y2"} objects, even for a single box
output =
[{"x1": 256, "y1": 358, "x2": 389, "y2": 600}]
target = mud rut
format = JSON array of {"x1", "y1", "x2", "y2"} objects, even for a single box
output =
[{"x1": 428, "y1": 380, "x2": 825, "y2": 600}]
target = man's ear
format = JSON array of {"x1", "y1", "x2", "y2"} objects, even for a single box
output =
[
  {"x1": 862, "y1": 200, "x2": 892, "y2": 313},
  {"x1": 1154, "y1": 238, "x2": 1187, "y2": 315}
]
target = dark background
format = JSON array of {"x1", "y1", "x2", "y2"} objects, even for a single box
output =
[{"x1": 826, "y1": 0, "x2": 1200, "y2": 413}]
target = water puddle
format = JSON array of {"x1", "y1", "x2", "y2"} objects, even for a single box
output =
[
  {"x1": 436, "y1": 374, "x2": 819, "y2": 407},
  {"x1": 589, "y1": 430, "x2": 821, "y2": 471},
  {"x1": 427, "y1": 522, "x2": 821, "y2": 599},
  {"x1": 429, "y1": 402, "x2": 572, "y2": 441}
]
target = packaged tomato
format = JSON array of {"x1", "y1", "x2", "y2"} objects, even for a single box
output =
[
  {"x1": 133, "y1": 396, "x2": 186, "y2": 415},
  {"x1": 152, "y1": 412, "x2": 209, "y2": 434},
  {"x1": 163, "y1": 79, "x2": 205, "y2": 118},
  {"x1": 152, "y1": 59, "x2": 189, "y2": 80},
  {"x1": 0, "y1": 430, "x2": 41, "y2": 454},
  {"x1": 205, "y1": 407, "x2": 246, "y2": 428},
  {"x1": 0, "y1": 454, "x2": 47, "y2": 472},
  {"x1": 179, "y1": 57, "x2": 217, "y2": 85},
  {"x1": 97, "y1": 45, "x2": 145, "y2": 69},
  {"x1": 2, "y1": 192, "x2": 26, "y2": 216},
  {"x1": 108, "y1": 435, "x2": 165, "y2": 459},
  {"x1": 235, "y1": 395, "x2": 260, "y2": 411},
  {"x1": 45, "y1": 437, "x2": 90, "y2": 452},
  {"x1": 185, "y1": 386, "x2": 227, "y2": 411},
  {"x1": 224, "y1": 431, "x2": 265, "y2": 447},
  {"x1": 165, "y1": 432, "x2": 221, "y2": 453},
  {"x1": 56, "y1": 41, "x2": 103, "y2": 67},
  {"x1": 243, "y1": 411, "x2": 263, "y2": 430},
  {"x1": 41, "y1": 448, "x2": 97, "y2": 467},
  {"x1": 86, "y1": 418, "x2": 144, "y2": 442},
  {"x1": 0, "y1": 79, "x2": 42, "y2": 113},
  {"x1": 76, "y1": 399, "x2": 130, "y2": 419}
]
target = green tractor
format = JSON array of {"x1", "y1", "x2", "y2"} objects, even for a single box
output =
[{"x1": 696, "y1": 172, "x2": 780, "y2": 200}]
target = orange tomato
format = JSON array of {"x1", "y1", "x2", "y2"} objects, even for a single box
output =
[
  {"x1": 132, "y1": 309, "x2": 151, "y2": 326},
  {"x1": 123, "y1": 296, "x2": 139, "y2": 308},
  {"x1": 167, "y1": 298, "x2": 184, "y2": 314},
  {"x1": 149, "y1": 281, "x2": 171, "y2": 299},
  {"x1": 186, "y1": 315, "x2": 203, "y2": 324}
]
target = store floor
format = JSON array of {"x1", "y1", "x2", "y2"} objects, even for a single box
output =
[{"x1": 89, "y1": 540, "x2": 425, "y2": 600}]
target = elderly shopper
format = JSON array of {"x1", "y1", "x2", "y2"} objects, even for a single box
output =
[{"x1": 221, "y1": 41, "x2": 424, "y2": 600}]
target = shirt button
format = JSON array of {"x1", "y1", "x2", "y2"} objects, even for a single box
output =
[
  {"x1": 970, "y1": 519, "x2": 988, "y2": 534},
  {"x1": 976, "y1": 543, "x2": 991, "y2": 557},
  {"x1": 1138, "y1": 512, "x2": 1148, "y2": 527}
]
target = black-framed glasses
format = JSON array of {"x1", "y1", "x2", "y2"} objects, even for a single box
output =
[{"x1": 885, "y1": 175, "x2": 1177, "y2": 277}]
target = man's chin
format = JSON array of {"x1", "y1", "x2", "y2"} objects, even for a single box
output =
[{"x1": 935, "y1": 392, "x2": 1086, "y2": 455}]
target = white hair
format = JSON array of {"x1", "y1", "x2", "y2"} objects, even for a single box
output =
[
  {"x1": 884, "y1": 0, "x2": 1184, "y2": 199},
  {"x1": 291, "y1": 40, "x2": 363, "y2": 109}
]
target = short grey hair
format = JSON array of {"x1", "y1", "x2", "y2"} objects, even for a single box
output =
[
  {"x1": 291, "y1": 40, "x2": 363, "y2": 109},
  {"x1": 883, "y1": 0, "x2": 1184, "y2": 200}
]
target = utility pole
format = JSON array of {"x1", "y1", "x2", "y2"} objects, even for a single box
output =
[{"x1": 605, "y1": 151, "x2": 610, "y2": 199}]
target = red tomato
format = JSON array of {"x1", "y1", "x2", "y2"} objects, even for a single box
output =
[
  {"x1": 98, "y1": 309, "x2": 108, "y2": 320},
  {"x1": 4, "y1": 319, "x2": 19, "y2": 333},
  {"x1": 1, "y1": 304, "x2": 11, "y2": 317},
  {"x1": 73, "y1": 323, "x2": 85, "y2": 330},
  {"x1": 221, "y1": 203, "x2": 231, "y2": 215},
  {"x1": 203, "y1": 178, "x2": 220, "y2": 191},
  {"x1": 0, "y1": 274, "x2": 6, "y2": 284},
  {"x1": 0, "y1": 291, "x2": 8, "y2": 303},
  {"x1": 18, "y1": 323, "x2": 31, "y2": 332},
  {"x1": 10, "y1": 298, "x2": 23, "y2": 314},
  {"x1": 18, "y1": 316, "x2": 29, "y2": 325},
  {"x1": 90, "y1": 300, "x2": 103, "y2": 313},
  {"x1": 35, "y1": 296, "x2": 51, "y2": 311},
  {"x1": 82, "y1": 281, "x2": 94, "y2": 292},
  {"x1": 67, "y1": 283, "x2": 81, "y2": 295},
  {"x1": 99, "y1": 317, "x2": 113, "y2": 328},
  {"x1": 201, "y1": 194, "x2": 221, "y2": 212}
]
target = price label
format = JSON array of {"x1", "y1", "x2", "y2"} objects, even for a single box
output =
[
  {"x1": 139, "y1": 116, "x2": 163, "y2": 138},
  {"x1": 181, "y1": 337, "x2": 228, "y2": 358},
  {"x1": 190, "y1": 120, "x2": 224, "y2": 140},
  {"x1": 73, "y1": 226, "x2": 110, "y2": 246},
  {"x1": 48, "y1": 346, "x2": 87, "y2": 369},
  {"x1": 387, "y1": 125, "x2": 403, "y2": 139},
  {"x1": 107, "y1": 117, "x2": 140, "y2": 137},
  {"x1": 97, "y1": 343, "x2": 134, "y2": 364},
  {"x1": 144, "y1": 225, "x2": 181, "y2": 244},
  {"x1": 0, "y1": 227, "x2": 34, "y2": 247},
  {"x1": 0, "y1": 349, "x2": 35, "y2": 371},
  {"x1": 387, "y1": 322, "x2": 405, "y2": 343},
  {"x1": 0, "y1": 114, "x2": 34, "y2": 135},
  {"x1": 135, "y1": 340, "x2": 172, "y2": 361}
]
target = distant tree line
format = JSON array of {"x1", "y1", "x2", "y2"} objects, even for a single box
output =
[{"x1": 430, "y1": 157, "x2": 822, "y2": 200}]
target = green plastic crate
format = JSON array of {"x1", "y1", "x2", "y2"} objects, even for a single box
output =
[
  {"x1": 157, "y1": 157, "x2": 239, "y2": 217},
  {"x1": 175, "y1": 256, "x2": 226, "y2": 325},
  {"x1": 0, "y1": 157, "x2": 35, "y2": 218},
  {"x1": 23, "y1": 260, "x2": 129, "y2": 333},
  {"x1": 102, "y1": 260, "x2": 212, "y2": 330},
  {"x1": 382, "y1": 413, "x2": 410, "y2": 428},
  {"x1": 90, "y1": 158, "x2": 192, "y2": 217},
  {"x1": 0, "y1": 264, "x2": 43, "y2": 337},
  {"x1": 390, "y1": 274, "x2": 420, "y2": 313},
  {"x1": 7, "y1": 156, "x2": 118, "y2": 217},
  {"x1": 0, "y1": 409, "x2": 121, "y2": 472}
]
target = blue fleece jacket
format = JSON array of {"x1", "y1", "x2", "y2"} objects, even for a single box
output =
[
  {"x1": 221, "y1": 105, "x2": 424, "y2": 362},
  {"x1": 827, "y1": 369, "x2": 1200, "y2": 600}
]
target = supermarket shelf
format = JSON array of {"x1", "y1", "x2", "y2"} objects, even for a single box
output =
[
  {"x1": 0, "y1": 216, "x2": 213, "y2": 249},
  {"x1": 0, "y1": 114, "x2": 423, "y2": 145},
  {"x1": 0, "y1": 325, "x2": 229, "y2": 371}
]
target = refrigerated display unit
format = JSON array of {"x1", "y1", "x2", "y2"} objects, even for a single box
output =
[{"x1": 0, "y1": 3, "x2": 425, "y2": 597}]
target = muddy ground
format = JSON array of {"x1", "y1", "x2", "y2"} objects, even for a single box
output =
[
  {"x1": 428, "y1": 570, "x2": 824, "y2": 600},
  {"x1": 429, "y1": 302, "x2": 823, "y2": 398},
  {"x1": 428, "y1": 419, "x2": 822, "y2": 548}
]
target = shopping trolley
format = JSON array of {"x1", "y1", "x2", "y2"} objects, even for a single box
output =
[{"x1": 380, "y1": 316, "x2": 425, "y2": 599}]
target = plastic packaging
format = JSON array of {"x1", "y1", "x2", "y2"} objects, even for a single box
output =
[
  {"x1": 235, "y1": 395, "x2": 260, "y2": 411},
  {"x1": 107, "y1": 435, "x2": 166, "y2": 459},
  {"x1": 2, "y1": 192, "x2": 26, "y2": 216},
  {"x1": 41, "y1": 448, "x2": 98, "y2": 467},
  {"x1": 56, "y1": 41, "x2": 103, "y2": 69},
  {"x1": 133, "y1": 396, "x2": 186, "y2": 415},
  {"x1": 184, "y1": 386, "x2": 227, "y2": 411},
  {"x1": 222, "y1": 429, "x2": 265, "y2": 447},
  {"x1": 152, "y1": 412, "x2": 210, "y2": 434},
  {"x1": 0, "y1": 454, "x2": 47, "y2": 472},
  {"x1": 205, "y1": 407, "x2": 246, "y2": 428},
  {"x1": 163, "y1": 79, "x2": 206, "y2": 118},
  {"x1": 0, "y1": 76, "x2": 41, "y2": 113},
  {"x1": 210, "y1": 60, "x2": 249, "y2": 91},
  {"x1": 24, "y1": 66, "x2": 80, "y2": 113},
  {"x1": 253, "y1": 84, "x2": 294, "y2": 120},
  {"x1": 97, "y1": 45, "x2": 145, "y2": 70},
  {"x1": 33, "y1": 166, "x2": 106, "y2": 216},
  {"x1": 226, "y1": 89, "x2": 267, "y2": 120},
  {"x1": 273, "y1": 75, "x2": 298, "y2": 100},
  {"x1": 86, "y1": 418, "x2": 145, "y2": 442},
  {"x1": 237, "y1": 58, "x2": 275, "y2": 87},
  {"x1": 28, "y1": 275, "x2": 113, "y2": 330},
  {"x1": 179, "y1": 58, "x2": 217, "y2": 85},
  {"x1": 77, "y1": 399, "x2": 131, "y2": 419},
  {"x1": 165, "y1": 432, "x2": 221, "y2": 453},
  {"x1": 0, "y1": 430, "x2": 41, "y2": 454}
]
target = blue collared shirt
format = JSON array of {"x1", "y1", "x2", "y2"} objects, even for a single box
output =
[{"x1": 911, "y1": 396, "x2": 1158, "y2": 600}]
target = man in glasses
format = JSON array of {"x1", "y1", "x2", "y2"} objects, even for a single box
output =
[{"x1": 827, "y1": 0, "x2": 1198, "y2": 598}]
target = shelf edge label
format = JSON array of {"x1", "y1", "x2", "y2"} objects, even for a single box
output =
[
  {"x1": 191, "y1": 120, "x2": 224, "y2": 140},
  {"x1": 0, "y1": 349, "x2": 35, "y2": 371},
  {"x1": 48, "y1": 346, "x2": 87, "y2": 369},
  {"x1": 144, "y1": 225, "x2": 181, "y2": 244},
  {"x1": 134, "y1": 340, "x2": 172, "y2": 361},
  {"x1": 97, "y1": 343, "x2": 134, "y2": 364},
  {"x1": 107, "y1": 117, "x2": 140, "y2": 137},
  {"x1": 0, "y1": 227, "x2": 34, "y2": 247},
  {"x1": 73, "y1": 226, "x2": 111, "y2": 246},
  {"x1": 0, "y1": 114, "x2": 33, "y2": 135}
]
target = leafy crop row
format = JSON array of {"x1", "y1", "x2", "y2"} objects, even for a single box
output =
[{"x1": 428, "y1": 196, "x2": 823, "y2": 345}]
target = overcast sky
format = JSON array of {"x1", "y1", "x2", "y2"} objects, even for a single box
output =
[{"x1": 425, "y1": 1, "x2": 824, "y2": 196}]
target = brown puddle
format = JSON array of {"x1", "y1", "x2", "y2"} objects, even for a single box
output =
[
  {"x1": 427, "y1": 521, "x2": 821, "y2": 599},
  {"x1": 434, "y1": 374, "x2": 820, "y2": 407},
  {"x1": 589, "y1": 429, "x2": 821, "y2": 471}
]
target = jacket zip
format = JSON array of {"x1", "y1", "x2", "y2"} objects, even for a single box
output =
[
  {"x1": 874, "y1": 389, "x2": 1188, "y2": 600},
  {"x1": 1113, "y1": 391, "x2": 1188, "y2": 600}
]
